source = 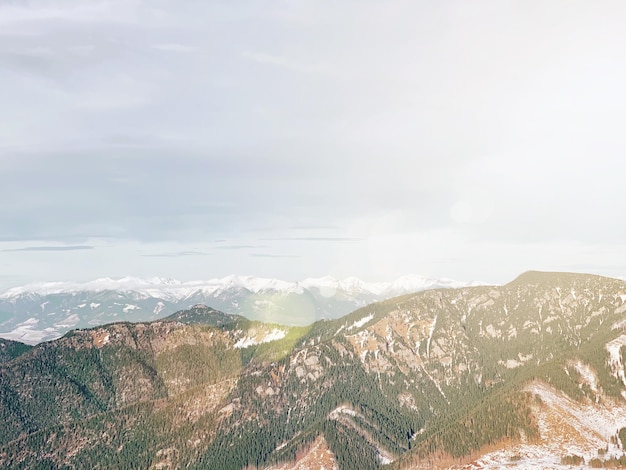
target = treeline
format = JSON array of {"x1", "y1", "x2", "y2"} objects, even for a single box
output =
[
  {"x1": 323, "y1": 420, "x2": 379, "y2": 470},
  {"x1": 410, "y1": 391, "x2": 537, "y2": 459},
  {"x1": 0, "y1": 339, "x2": 32, "y2": 364}
]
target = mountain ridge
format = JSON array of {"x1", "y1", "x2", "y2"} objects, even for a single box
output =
[
  {"x1": 0, "y1": 273, "x2": 479, "y2": 300},
  {"x1": 0, "y1": 273, "x2": 479, "y2": 345},
  {"x1": 3, "y1": 271, "x2": 626, "y2": 468}
]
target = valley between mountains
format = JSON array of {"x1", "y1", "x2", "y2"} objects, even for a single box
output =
[{"x1": 2, "y1": 271, "x2": 626, "y2": 469}]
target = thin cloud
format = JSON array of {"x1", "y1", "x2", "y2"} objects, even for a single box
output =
[
  {"x1": 250, "y1": 253, "x2": 300, "y2": 258},
  {"x1": 2, "y1": 245, "x2": 94, "y2": 252},
  {"x1": 261, "y1": 237, "x2": 363, "y2": 242},
  {"x1": 288, "y1": 225, "x2": 340, "y2": 230},
  {"x1": 141, "y1": 250, "x2": 209, "y2": 258},
  {"x1": 241, "y1": 51, "x2": 331, "y2": 74},
  {"x1": 152, "y1": 44, "x2": 194, "y2": 53},
  {"x1": 215, "y1": 245, "x2": 268, "y2": 250}
]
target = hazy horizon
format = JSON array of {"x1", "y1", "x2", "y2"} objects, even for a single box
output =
[{"x1": 2, "y1": 1, "x2": 626, "y2": 289}]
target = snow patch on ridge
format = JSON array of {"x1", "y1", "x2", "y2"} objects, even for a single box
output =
[
  {"x1": 348, "y1": 313, "x2": 373, "y2": 331},
  {"x1": 463, "y1": 381, "x2": 626, "y2": 468},
  {"x1": 234, "y1": 328, "x2": 287, "y2": 349},
  {"x1": 606, "y1": 334, "x2": 626, "y2": 387},
  {"x1": 0, "y1": 317, "x2": 58, "y2": 345},
  {"x1": 56, "y1": 314, "x2": 80, "y2": 328},
  {"x1": 426, "y1": 314, "x2": 437, "y2": 358},
  {"x1": 570, "y1": 360, "x2": 600, "y2": 395}
]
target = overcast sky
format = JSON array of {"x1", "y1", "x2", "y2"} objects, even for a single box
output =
[{"x1": 1, "y1": 0, "x2": 626, "y2": 289}]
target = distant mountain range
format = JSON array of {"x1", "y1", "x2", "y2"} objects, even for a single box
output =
[{"x1": 0, "y1": 274, "x2": 478, "y2": 344}]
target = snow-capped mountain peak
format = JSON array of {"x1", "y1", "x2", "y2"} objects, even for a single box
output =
[
  {"x1": 0, "y1": 273, "x2": 481, "y2": 344},
  {"x1": 0, "y1": 274, "x2": 477, "y2": 301}
]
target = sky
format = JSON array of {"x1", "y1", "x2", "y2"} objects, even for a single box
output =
[{"x1": 1, "y1": 0, "x2": 626, "y2": 290}]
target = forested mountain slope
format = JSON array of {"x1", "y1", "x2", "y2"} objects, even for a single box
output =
[
  {"x1": 1, "y1": 272, "x2": 626, "y2": 469},
  {"x1": 0, "y1": 339, "x2": 31, "y2": 364}
]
